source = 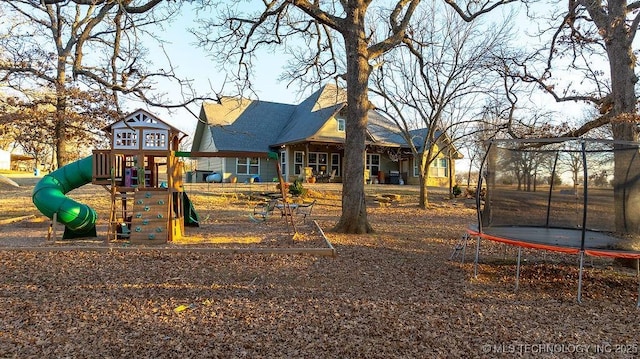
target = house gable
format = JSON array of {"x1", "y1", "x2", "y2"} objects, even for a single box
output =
[
  {"x1": 310, "y1": 115, "x2": 346, "y2": 143},
  {"x1": 202, "y1": 97, "x2": 254, "y2": 126},
  {"x1": 110, "y1": 109, "x2": 171, "y2": 130},
  {"x1": 195, "y1": 97, "x2": 296, "y2": 154},
  {"x1": 273, "y1": 84, "x2": 346, "y2": 146},
  {"x1": 192, "y1": 98, "x2": 253, "y2": 152}
]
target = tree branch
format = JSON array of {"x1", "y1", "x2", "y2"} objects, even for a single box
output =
[
  {"x1": 368, "y1": 0, "x2": 420, "y2": 58},
  {"x1": 290, "y1": 0, "x2": 345, "y2": 31},
  {"x1": 444, "y1": 0, "x2": 517, "y2": 22}
]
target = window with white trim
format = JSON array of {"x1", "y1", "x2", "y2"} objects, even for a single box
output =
[
  {"x1": 236, "y1": 157, "x2": 260, "y2": 175},
  {"x1": 294, "y1": 151, "x2": 304, "y2": 176},
  {"x1": 114, "y1": 129, "x2": 138, "y2": 149},
  {"x1": 430, "y1": 158, "x2": 448, "y2": 177},
  {"x1": 337, "y1": 118, "x2": 345, "y2": 132},
  {"x1": 366, "y1": 153, "x2": 380, "y2": 176},
  {"x1": 308, "y1": 152, "x2": 328, "y2": 174},
  {"x1": 414, "y1": 157, "x2": 448, "y2": 177},
  {"x1": 330, "y1": 153, "x2": 340, "y2": 176},
  {"x1": 142, "y1": 130, "x2": 168, "y2": 150},
  {"x1": 280, "y1": 150, "x2": 287, "y2": 177}
]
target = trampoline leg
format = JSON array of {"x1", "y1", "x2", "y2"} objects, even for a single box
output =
[
  {"x1": 461, "y1": 235, "x2": 467, "y2": 265},
  {"x1": 474, "y1": 235, "x2": 481, "y2": 279},
  {"x1": 577, "y1": 251, "x2": 585, "y2": 304},
  {"x1": 515, "y1": 247, "x2": 522, "y2": 292}
]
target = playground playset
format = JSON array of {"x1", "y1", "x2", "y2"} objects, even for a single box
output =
[
  {"x1": 32, "y1": 109, "x2": 199, "y2": 243},
  {"x1": 30, "y1": 109, "x2": 321, "y2": 249}
]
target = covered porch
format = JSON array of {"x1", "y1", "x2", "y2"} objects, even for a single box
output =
[{"x1": 276, "y1": 142, "x2": 413, "y2": 184}]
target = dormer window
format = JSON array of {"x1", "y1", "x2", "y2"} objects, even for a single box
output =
[{"x1": 337, "y1": 118, "x2": 345, "y2": 132}]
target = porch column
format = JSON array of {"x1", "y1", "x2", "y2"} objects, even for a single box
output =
[{"x1": 305, "y1": 143, "x2": 310, "y2": 183}]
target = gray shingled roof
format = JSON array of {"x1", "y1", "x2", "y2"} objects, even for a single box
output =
[
  {"x1": 209, "y1": 100, "x2": 296, "y2": 152},
  {"x1": 203, "y1": 85, "x2": 346, "y2": 152},
  {"x1": 200, "y1": 83, "x2": 444, "y2": 154},
  {"x1": 407, "y1": 128, "x2": 445, "y2": 152},
  {"x1": 367, "y1": 112, "x2": 445, "y2": 152},
  {"x1": 367, "y1": 111, "x2": 408, "y2": 147}
]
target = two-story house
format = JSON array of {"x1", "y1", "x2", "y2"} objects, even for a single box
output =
[{"x1": 191, "y1": 84, "x2": 461, "y2": 186}]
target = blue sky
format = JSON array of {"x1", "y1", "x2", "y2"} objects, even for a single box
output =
[
  {"x1": 128, "y1": 7, "x2": 301, "y2": 137},
  {"x1": 132, "y1": 3, "x2": 594, "y2": 141}
]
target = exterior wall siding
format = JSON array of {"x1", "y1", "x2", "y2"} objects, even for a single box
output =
[
  {"x1": 227, "y1": 157, "x2": 279, "y2": 184},
  {"x1": 193, "y1": 150, "x2": 457, "y2": 187},
  {"x1": 405, "y1": 155, "x2": 457, "y2": 188},
  {"x1": 314, "y1": 116, "x2": 346, "y2": 141}
]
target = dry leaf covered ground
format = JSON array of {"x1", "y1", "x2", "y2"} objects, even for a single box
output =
[{"x1": 0, "y1": 173, "x2": 639, "y2": 358}]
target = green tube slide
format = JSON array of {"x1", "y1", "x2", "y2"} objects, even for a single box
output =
[{"x1": 32, "y1": 156, "x2": 97, "y2": 236}]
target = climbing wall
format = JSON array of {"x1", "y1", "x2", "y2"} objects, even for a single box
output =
[{"x1": 129, "y1": 189, "x2": 170, "y2": 245}]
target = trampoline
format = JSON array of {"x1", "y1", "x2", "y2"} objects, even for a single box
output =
[{"x1": 465, "y1": 138, "x2": 640, "y2": 306}]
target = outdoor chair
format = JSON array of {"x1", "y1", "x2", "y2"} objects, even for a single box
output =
[
  {"x1": 325, "y1": 169, "x2": 336, "y2": 183},
  {"x1": 295, "y1": 199, "x2": 316, "y2": 223},
  {"x1": 316, "y1": 169, "x2": 336, "y2": 183},
  {"x1": 250, "y1": 199, "x2": 279, "y2": 222},
  {"x1": 329, "y1": 169, "x2": 336, "y2": 182}
]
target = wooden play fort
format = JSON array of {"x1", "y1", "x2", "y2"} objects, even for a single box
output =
[{"x1": 91, "y1": 109, "x2": 193, "y2": 244}]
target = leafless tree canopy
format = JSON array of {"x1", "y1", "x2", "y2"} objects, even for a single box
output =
[
  {"x1": 370, "y1": 2, "x2": 513, "y2": 207},
  {"x1": 0, "y1": 1, "x2": 217, "y2": 166}
]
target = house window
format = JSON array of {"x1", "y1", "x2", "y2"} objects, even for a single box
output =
[
  {"x1": 114, "y1": 129, "x2": 138, "y2": 149},
  {"x1": 366, "y1": 153, "x2": 380, "y2": 176},
  {"x1": 414, "y1": 157, "x2": 448, "y2": 177},
  {"x1": 330, "y1": 153, "x2": 340, "y2": 177},
  {"x1": 236, "y1": 157, "x2": 260, "y2": 175},
  {"x1": 337, "y1": 118, "x2": 345, "y2": 132},
  {"x1": 308, "y1": 152, "x2": 328, "y2": 174},
  {"x1": 142, "y1": 130, "x2": 168, "y2": 150},
  {"x1": 430, "y1": 158, "x2": 448, "y2": 177},
  {"x1": 294, "y1": 151, "x2": 304, "y2": 175}
]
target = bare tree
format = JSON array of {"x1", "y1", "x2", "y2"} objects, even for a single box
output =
[
  {"x1": 194, "y1": 1, "x2": 421, "y2": 233},
  {"x1": 193, "y1": 0, "x2": 511, "y2": 233},
  {"x1": 370, "y1": 2, "x2": 512, "y2": 207},
  {"x1": 0, "y1": 0, "x2": 212, "y2": 167},
  {"x1": 0, "y1": 86, "x2": 117, "y2": 169}
]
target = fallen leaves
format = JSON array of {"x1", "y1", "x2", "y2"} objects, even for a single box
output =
[{"x1": 0, "y1": 183, "x2": 638, "y2": 357}]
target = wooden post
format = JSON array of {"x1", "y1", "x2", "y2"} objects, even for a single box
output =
[
  {"x1": 274, "y1": 155, "x2": 297, "y2": 236},
  {"x1": 47, "y1": 212, "x2": 58, "y2": 241}
]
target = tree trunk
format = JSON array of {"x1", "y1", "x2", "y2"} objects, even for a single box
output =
[
  {"x1": 481, "y1": 143, "x2": 496, "y2": 227},
  {"x1": 419, "y1": 156, "x2": 429, "y2": 209},
  {"x1": 55, "y1": 62, "x2": 72, "y2": 168},
  {"x1": 612, "y1": 123, "x2": 640, "y2": 234},
  {"x1": 587, "y1": 0, "x2": 640, "y2": 262},
  {"x1": 333, "y1": 2, "x2": 373, "y2": 234},
  {"x1": 606, "y1": 17, "x2": 640, "y2": 235},
  {"x1": 448, "y1": 154, "x2": 454, "y2": 199}
]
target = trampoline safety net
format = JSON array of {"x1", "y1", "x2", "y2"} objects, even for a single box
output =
[{"x1": 475, "y1": 138, "x2": 640, "y2": 255}]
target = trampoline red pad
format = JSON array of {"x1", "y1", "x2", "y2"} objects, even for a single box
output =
[{"x1": 467, "y1": 225, "x2": 640, "y2": 259}]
